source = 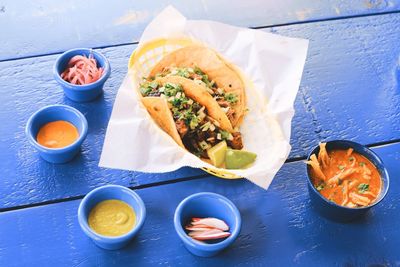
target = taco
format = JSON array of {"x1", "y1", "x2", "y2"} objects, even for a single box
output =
[
  {"x1": 149, "y1": 45, "x2": 246, "y2": 128},
  {"x1": 156, "y1": 76, "x2": 233, "y2": 132},
  {"x1": 139, "y1": 78, "x2": 243, "y2": 160}
]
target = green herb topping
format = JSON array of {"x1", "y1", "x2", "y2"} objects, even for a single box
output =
[
  {"x1": 162, "y1": 66, "x2": 237, "y2": 106},
  {"x1": 140, "y1": 81, "x2": 159, "y2": 96},
  {"x1": 225, "y1": 93, "x2": 238, "y2": 104},
  {"x1": 358, "y1": 183, "x2": 369, "y2": 193}
]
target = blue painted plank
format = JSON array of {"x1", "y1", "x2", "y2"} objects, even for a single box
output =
[
  {"x1": 0, "y1": 143, "x2": 399, "y2": 266},
  {"x1": 1, "y1": 0, "x2": 400, "y2": 60},
  {"x1": 0, "y1": 44, "x2": 203, "y2": 209},
  {"x1": 3, "y1": 12, "x2": 400, "y2": 209},
  {"x1": 272, "y1": 12, "x2": 400, "y2": 145},
  {"x1": 4, "y1": 12, "x2": 400, "y2": 210},
  {"x1": 0, "y1": 43, "x2": 316, "y2": 209}
]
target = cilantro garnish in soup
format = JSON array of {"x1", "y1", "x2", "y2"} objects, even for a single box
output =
[{"x1": 306, "y1": 143, "x2": 382, "y2": 207}]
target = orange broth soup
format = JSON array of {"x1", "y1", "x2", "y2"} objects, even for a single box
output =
[
  {"x1": 307, "y1": 143, "x2": 381, "y2": 208},
  {"x1": 37, "y1": 120, "x2": 79, "y2": 148}
]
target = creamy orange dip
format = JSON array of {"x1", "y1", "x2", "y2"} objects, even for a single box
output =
[
  {"x1": 36, "y1": 120, "x2": 79, "y2": 148},
  {"x1": 88, "y1": 200, "x2": 136, "y2": 237}
]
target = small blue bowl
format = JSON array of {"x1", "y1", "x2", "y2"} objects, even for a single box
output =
[
  {"x1": 306, "y1": 140, "x2": 390, "y2": 222},
  {"x1": 25, "y1": 104, "x2": 88, "y2": 163},
  {"x1": 78, "y1": 185, "x2": 146, "y2": 250},
  {"x1": 54, "y1": 48, "x2": 111, "y2": 102},
  {"x1": 174, "y1": 192, "x2": 241, "y2": 257}
]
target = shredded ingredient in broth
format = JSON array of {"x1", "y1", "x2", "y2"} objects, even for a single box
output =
[{"x1": 306, "y1": 143, "x2": 382, "y2": 207}]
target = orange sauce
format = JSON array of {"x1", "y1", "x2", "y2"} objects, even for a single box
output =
[
  {"x1": 37, "y1": 120, "x2": 79, "y2": 148},
  {"x1": 309, "y1": 147, "x2": 381, "y2": 208}
]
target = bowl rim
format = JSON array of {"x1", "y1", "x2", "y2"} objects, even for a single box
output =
[
  {"x1": 25, "y1": 104, "x2": 88, "y2": 153},
  {"x1": 53, "y1": 48, "x2": 111, "y2": 90},
  {"x1": 77, "y1": 184, "x2": 146, "y2": 241},
  {"x1": 174, "y1": 192, "x2": 241, "y2": 251},
  {"x1": 305, "y1": 140, "x2": 390, "y2": 211}
]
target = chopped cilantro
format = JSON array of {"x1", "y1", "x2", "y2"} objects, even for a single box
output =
[
  {"x1": 225, "y1": 93, "x2": 238, "y2": 104},
  {"x1": 359, "y1": 162, "x2": 366, "y2": 167},
  {"x1": 194, "y1": 66, "x2": 205, "y2": 75},
  {"x1": 140, "y1": 86, "x2": 152, "y2": 96},
  {"x1": 349, "y1": 156, "x2": 355, "y2": 161},
  {"x1": 175, "y1": 68, "x2": 190, "y2": 78},
  {"x1": 338, "y1": 165, "x2": 345, "y2": 170},
  {"x1": 201, "y1": 74, "x2": 214, "y2": 88},
  {"x1": 178, "y1": 108, "x2": 200, "y2": 130},
  {"x1": 188, "y1": 116, "x2": 199, "y2": 130},
  {"x1": 358, "y1": 183, "x2": 369, "y2": 193},
  {"x1": 163, "y1": 83, "x2": 182, "y2": 97},
  {"x1": 148, "y1": 81, "x2": 158, "y2": 89},
  {"x1": 170, "y1": 98, "x2": 183, "y2": 108},
  {"x1": 139, "y1": 81, "x2": 160, "y2": 96}
]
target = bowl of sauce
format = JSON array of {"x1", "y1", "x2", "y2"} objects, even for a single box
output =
[
  {"x1": 54, "y1": 48, "x2": 111, "y2": 102},
  {"x1": 26, "y1": 104, "x2": 88, "y2": 163},
  {"x1": 78, "y1": 185, "x2": 146, "y2": 250},
  {"x1": 306, "y1": 140, "x2": 390, "y2": 221}
]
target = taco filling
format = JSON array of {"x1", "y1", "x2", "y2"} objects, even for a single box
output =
[
  {"x1": 153, "y1": 66, "x2": 239, "y2": 125},
  {"x1": 140, "y1": 80, "x2": 243, "y2": 158}
]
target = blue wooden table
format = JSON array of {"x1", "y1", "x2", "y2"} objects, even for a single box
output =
[{"x1": 1, "y1": 1, "x2": 399, "y2": 266}]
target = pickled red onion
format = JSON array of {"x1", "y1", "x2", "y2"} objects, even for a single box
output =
[{"x1": 61, "y1": 54, "x2": 104, "y2": 85}]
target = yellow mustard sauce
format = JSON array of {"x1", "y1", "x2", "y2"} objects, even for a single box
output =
[{"x1": 88, "y1": 200, "x2": 136, "y2": 237}]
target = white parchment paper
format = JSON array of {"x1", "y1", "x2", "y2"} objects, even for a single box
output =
[{"x1": 99, "y1": 6, "x2": 309, "y2": 189}]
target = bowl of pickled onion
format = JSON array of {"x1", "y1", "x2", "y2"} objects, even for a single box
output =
[{"x1": 54, "y1": 48, "x2": 111, "y2": 102}]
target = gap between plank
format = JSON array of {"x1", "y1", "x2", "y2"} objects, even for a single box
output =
[
  {"x1": 1, "y1": 10, "x2": 400, "y2": 63},
  {"x1": 1, "y1": 138, "x2": 399, "y2": 213}
]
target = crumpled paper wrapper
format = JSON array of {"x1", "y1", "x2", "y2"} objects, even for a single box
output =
[{"x1": 99, "y1": 6, "x2": 309, "y2": 189}]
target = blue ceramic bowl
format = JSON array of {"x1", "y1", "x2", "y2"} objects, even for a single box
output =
[
  {"x1": 54, "y1": 48, "x2": 111, "y2": 102},
  {"x1": 25, "y1": 104, "x2": 88, "y2": 163},
  {"x1": 306, "y1": 140, "x2": 390, "y2": 222},
  {"x1": 174, "y1": 192, "x2": 241, "y2": 257},
  {"x1": 78, "y1": 185, "x2": 146, "y2": 250}
]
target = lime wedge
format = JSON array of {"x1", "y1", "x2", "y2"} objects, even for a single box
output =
[
  {"x1": 207, "y1": 141, "x2": 227, "y2": 167},
  {"x1": 225, "y1": 149, "x2": 257, "y2": 169}
]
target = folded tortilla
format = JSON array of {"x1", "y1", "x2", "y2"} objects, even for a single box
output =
[
  {"x1": 141, "y1": 97, "x2": 184, "y2": 148},
  {"x1": 139, "y1": 77, "x2": 243, "y2": 162},
  {"x1": 156, "y1": 76, "x2": 233, "y2": 132},
  {"x1": 149, "y1": 45, "x2": 246, "y2": 127}
]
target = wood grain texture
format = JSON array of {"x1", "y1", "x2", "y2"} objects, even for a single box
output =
[
  {"x1": 0, "y1": 143, "x2": 398, "y2": 267},
  {"x1": 0, "y1": 42, "x2": 316, "y2": 209},
  {"x1": 273, "y1": 12, "x2": 400, "y2": 145},
  {"x1": 0, "y1": 44, "x2": 203, "y2": 209},
  {"x1": 0, "y1": 0, "x2": 399, "y2": 60},
  {"x1": 3, "y1": 12, "x2": 400, "y2": 209}
]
